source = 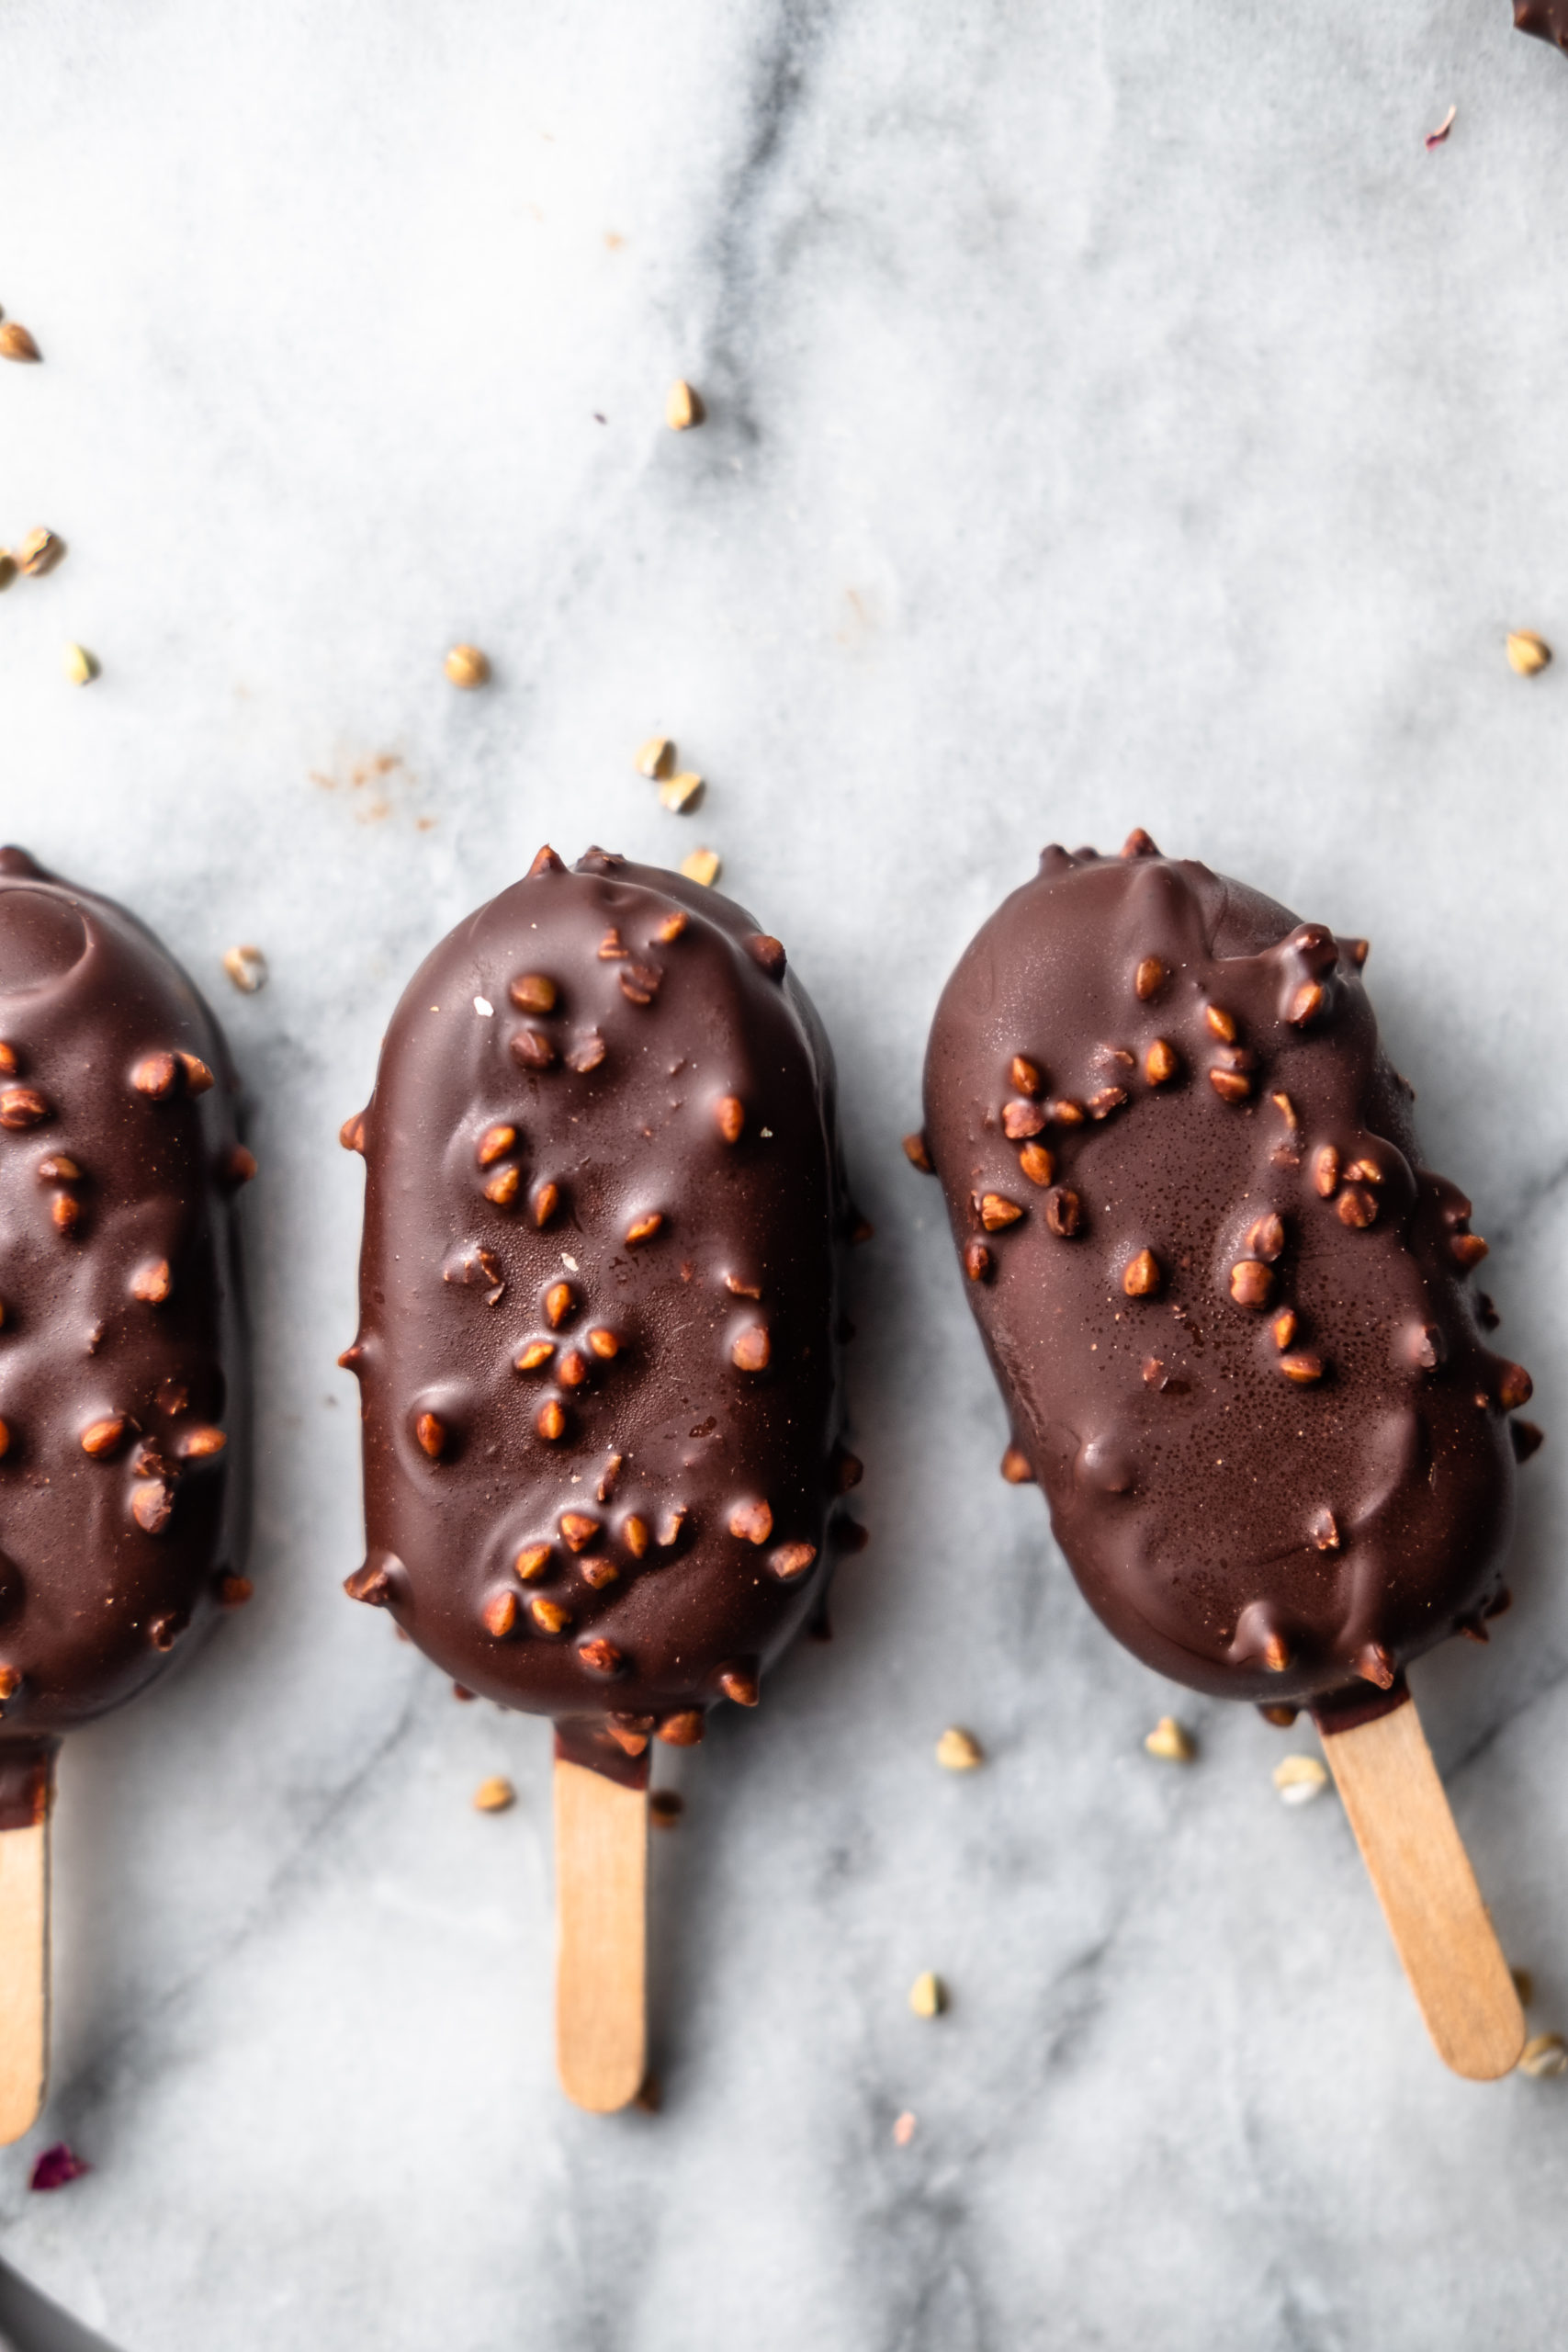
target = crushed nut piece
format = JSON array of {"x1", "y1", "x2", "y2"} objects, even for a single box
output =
[
  {"x1": 17, "y1": 527, "x2": 63, "y2": 577},
  {"x1": 1273, "y1": 1754, "x2": 1328, "y2": 1805},
  {"x1": 1144, "y1": 1715, "x2": 1195, "y2": 1763},
  {"x1": 0, "y1": 322, "x2": 41, "y2": 364},
  {"x1": 908, "y1": 1972, "x2": 946, "y2": 2019},
  {"x1": 1506, "y1": 630, "x2": 1551, "y2": 676},
  {"x1": 1517, "y1": 2033, "x2": 1567, "y2": 2078},
  {"x1": 222, "y1": 944, "x2": 267, "y2": 993},
  {"x1": 935, "y1": 1726, "x2": 983, "y2": 1770},
  {"x1": 473, "y1": 1776, "x2": 515, "y2": 1813},
  {"x1": 636, "y1": 735, "x2": 675, "y2": 779},
  {"x1": 665, "y1": 379, "x2": 704, "y2": 430},
  {"x1": 659, "y1": 771, "x2": 704, "y2": 813},
  {"x1": 62, "y1": 642, "x2": 98, "y2": 685},
  {"x1": 902, "y1": 1130, "x2": 933, "y2": 1172},
  {"x1": 445, "y1": 643, "x2": 490, "y2": 688},
  {"x1": 681, "y1": 847, "x2": 721, "y2": 887}
]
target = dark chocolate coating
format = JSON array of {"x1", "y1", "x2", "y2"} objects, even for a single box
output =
[
  {"x1": 344, "y1": 848, "x2": 852, "y2": 1777},
  {"x1": 0, "y1": 849, "x2": 252, "y2": 1746},
  {"x1": 923, "y1": 835, "x2": 1529, "y2": 1710},
  {"x1": 1516, "y1": 0, "x2": 1568, "y2": 53}
]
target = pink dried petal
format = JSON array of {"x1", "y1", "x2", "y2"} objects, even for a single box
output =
[{"x1": 30, "y1": 2142, "x2": 90, "y2": 2191}]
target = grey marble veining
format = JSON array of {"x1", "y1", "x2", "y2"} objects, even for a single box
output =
[{"x1": 0, "y1": 0, "x2": 1565, "y2": 2345}]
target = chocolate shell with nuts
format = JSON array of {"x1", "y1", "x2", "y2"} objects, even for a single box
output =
[
  {"x1": 923, "y1": 833, "x2": 1530, "y2": 1710},
  {"x1": 0, "y1": 848, "x2": 252, "y2": 1750},
  {"x1": 342, "y1": 847, "x2": 854, "y2": 1778}
]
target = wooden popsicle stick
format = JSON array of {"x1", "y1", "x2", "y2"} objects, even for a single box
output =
[
  {"x1": 554, "y1": 1757, "x2": 647, "y2": 2113},
  {"x1": 0, "y1": 1758, "x2": 51, "y2": 2145},
  {"x1": 1318, "y1": 1694, "x2": 1524, "y2": 2081}
]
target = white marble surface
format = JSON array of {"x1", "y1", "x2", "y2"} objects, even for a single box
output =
[{"x1": 0, "y1": 0, "x2": 1565, "y2": 2345}]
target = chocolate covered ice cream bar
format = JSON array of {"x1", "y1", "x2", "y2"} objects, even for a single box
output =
[
  {"x1": 921, "y1": 833, "x2": 1536, "y2": 2076},
  {"x1": 342, "y1": 845, "x2": 856, "y2": 2107},
  {"x1": 0, "y1": 849, "x2": 252, "y2": 2138}
]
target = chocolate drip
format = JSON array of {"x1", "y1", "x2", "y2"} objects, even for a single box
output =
[
  {"x1": 0, "y1": 1737, "x2": 57, "y2": 1831},
  {"x1": 924, "y1": 838, "x2": 1524, "y2": 1710},
  {"x1": 0, "y1": 850, "x2": 251, "y2": 1735},
  {"x1": 345, "y1": 849, "x2": 850, "y2": 1770}
]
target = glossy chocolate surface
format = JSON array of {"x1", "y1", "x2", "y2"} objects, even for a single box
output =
[
  {"x1": 1516, "y1": 0, "x2": 1568, "y2": 52},
  {"x1": 0, "y1": 849, "x2": 251, "y2": 1743},
  {"x1": 344, "y1": 848, "x2": 852, "y2": 1776},
  {"x1": 923, "y1": 834, "x2": 1531, "y2": 1709}
]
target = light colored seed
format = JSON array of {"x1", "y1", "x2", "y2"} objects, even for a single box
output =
[
  {"x1": 636, "y1": 735, "x2": 675, "y2": 779},
  {"x1": 1145, "y1": 1038, "x2": 1179, "y2": 1086},
  {"x1": 908, "y1": 1972, "x2": 946, "y2": 2019},
  {"x1": 222, "y1": 944, "x2": 267, "y2": 993},
  {"x1": 1145, "y1": 1715, "x2": 1195, "y2": 1763},
  {"x1": 445, "y1": 643, "x2": 490, "y2": 688},
  {"x1": 62, "y1": 642, "x2": 98, "y2": 685},
  {"x1": 1273, "y1": 1754, "x2": 1328, "y2": 1805},
  {"x1": 665, "y1": 379, "x2": 703, "y2": 431},
  {"x1": 935, "y1": 1726, "x2": 983, "y2": 1770},
  {"x1": 473, "y1": 1776, "x2": 515, "y2": 1813},
  {"x1": 1517, "y1": 2033, "x2": 1567, "y2": 2078},
  {"x1": 1018, "y1": 1142, "x2": 1054, "y2": 1186},
  {"x1": 1506, "y1": 630, "x2": 1551, "y2": 677},
  {"x1": 680, "y1": 847, "x2": 721, "y2": 887},
  {"x1": 1204, "y1": 1005, "x2": 1237, "y2": 1042},
  {"x1": 530, "y1": 1596, "x2": 570, "y2": 1634},
  {"x1": 1134, "y1": 956, "x2": 1165, "y2": 1001},
  {"x1": 659, "y1": 771, "x2": 704, "y2": 814},
  {"x1": 514, "y1": 1543, "x2": 551, "y2": 1581},
  {"x1": 17, "y1": 527, "x2": 63, "y2": 577},
  {"x1": 0, "y1": 322, "x2": 41, "y2": 363},
  {"x1": 1122, "y1": 1248, "x2": 1160, "y2": 1298}
]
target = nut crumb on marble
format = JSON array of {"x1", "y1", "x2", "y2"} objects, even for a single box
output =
[
  {"x1": 665, "y1": 379, "x2": 703, "y2": 430},
  {"x1": 935, "y1": 1725, "x2": 983, "y2": 1770},
  {"x1": 636, "y1": 735, "x2": 675, "y2": 779},
  {"x1": 908, "y1": 1971, "x2": 946, "y2": 2019},
  {"x1": 681, "y1": 847, "x2": 721, "y2": 887},
  {"x1": 659, "y1": 771, "x2": 704, "y2": 814},
  {"x1": 1506, "y1": 630, "x2": 1551, "y2": 676},
  {"x1": 892, "y1": 2110, "x2": 917, "y2": 2146},
  {"x1": 1273, "y1": 1754, "x2": 1328, "y2": 1804},
  {"x1": 62, "y1": 641, "x2": 98, "y2": 684},
  {"x1": 1144, "y1": 1715, "x2": 1195, "y2": 1763},
  {"x1": 472, "y1": 1776, "x2": 515, "y2": 1813},
  {"x1": 222, "y1": 944, "x2": 268, "y2": 993},
  {"x1": 444, "y1": 642, "x2": 491, "y2": 689},
  {"x1": 1517, "y1": 2033, "x2": 1567, "y2": 2079}
]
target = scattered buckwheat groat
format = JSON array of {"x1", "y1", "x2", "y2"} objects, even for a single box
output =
[
  {"x1": 340, "y1": 844, "x2": 857, "y2": 2110},
  {"x1": 1506, "y1": 629, "x2": 1551, "y2": 675},
  {"x1": 922, "y1": 831, "x2": 1538, "y2": 2080},
  {"x1": 444, "y1": 643, "x2": 490, "y2": 689},
  {"x1": 0, "y1": 321, "x2": 41, "y2": 364},
  {"x1": 664, "y1": 379, "x2": 703, "y2": 430},
  {"x1": 0, "y1": 848, "x2": 253, "y2": 2143}
]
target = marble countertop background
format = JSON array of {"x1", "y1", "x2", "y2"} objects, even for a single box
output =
[{"x1": 0, "y1": 1, "x2": 1565, "y2": 2346}]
